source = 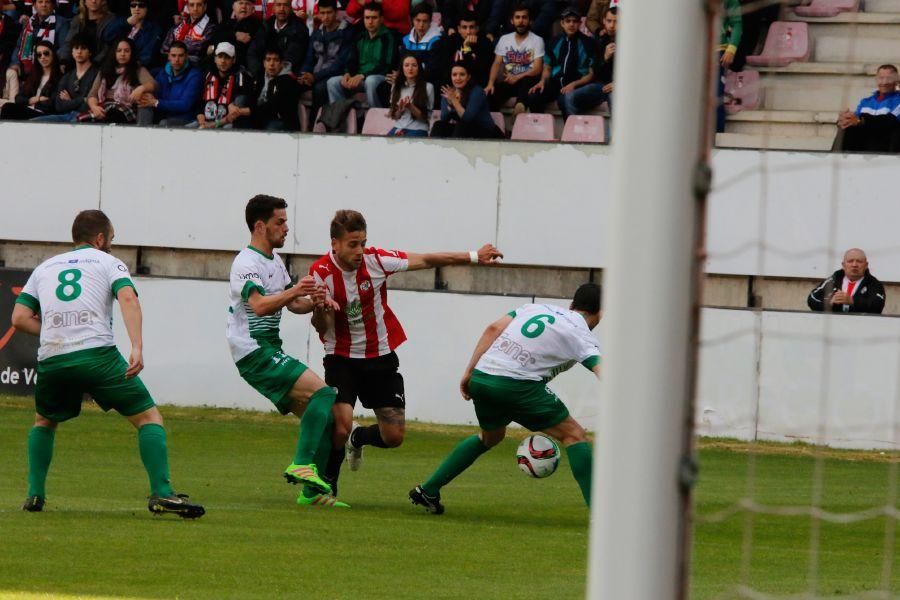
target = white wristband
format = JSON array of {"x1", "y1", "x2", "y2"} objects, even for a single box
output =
[{"x1": 469, "y1": 250, "x2": 479, "y2": 264}]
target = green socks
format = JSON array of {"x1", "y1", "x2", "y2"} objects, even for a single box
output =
[
  {"x1": 566, "y1": 441, "x2": 593, "y2": 507},
  {"x1": 138, "y1": 423, "x2": 175, "y2": 498},
  {"x1": 302, "y1": 417, "x2": 335, "y2": 499},
  {"x1": 294, "y1": 386, "x2": 337, "y2": 465},
  {"x1": 422, "y1": 435, "x2": 490, "y2": 496},
  {"x1": 27, "y1": 426, "x2": 55, "y2": 498}
]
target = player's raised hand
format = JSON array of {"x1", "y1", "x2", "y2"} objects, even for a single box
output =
[
  {"x1": 459, "y1": 372, "x2": 472, "y2": 401},
  {"x1": 294, "y1": 275, "x2": 318, "y2": 297},
  {"x1": 476, "y1": 244, "x2": 504, "y2": 264},
  {"x1": 126, "y1": 348, "x2": 144, "y2": 379}
]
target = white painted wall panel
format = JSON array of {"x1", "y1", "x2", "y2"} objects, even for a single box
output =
[
  {"x1": 99, "y1": 127, "x2": 299, "y2": 251},
  {"x1": 0, "y1": 123, "x2": 102, "y2": 242},
  {"x1": 292, "y1": 135, "x2": 501, "y2": 255},
  {"x1": 497, "y1": 145, "x2": 608, "y2": 268}
]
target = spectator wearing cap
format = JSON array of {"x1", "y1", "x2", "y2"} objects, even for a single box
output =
[
  {"x1": 837, "y1": 65, "x2": 900, "y2": 153},
  {"x1": 525, "y1": 7, "x2": 594, "y2": 118},
  {"x1": 247, "y1": 0, "x2": 308, "y2": 76},
  {"x1": 123, "y1": 0, "x2": 162, "y2": 67},
  {"x1": 441, "y1": 10, "x2": 493, "y2": 88},
  {"x1": 160, "y1": 0, "x2": 216, "y2": 65},
  {"x1": 808, "y1": 248, "x2": 886, "y2": 314},
  {"x1": 190, "y1": 40, "x2": 254, "y2": 128},
  {"x1": 297, "y1": 0, "x2": 350, "y2": 110},
  {"x1": 556, "y1": 3, "x2": 613, "y2": 119},
  {"x1": 60, "y1": 0, "x2": 126, "y2": 66},
  {"x1": 136, "y1": 40, "x2": 202, "y2": 125},
  {"x1": 209, "y1": 0, "x2": 261, "y2": 69},
  {"x1": 250, "y1": 46, "x2": 302, "y2": 129},
  {"x1": 486, "y1": 0, "x2": 558, "y2": 42},
  {"x1": 326, "y1": 2, "x2": 396, "y2": 108},
  {"x1": 31, "y1": 31, "x2": 98, "y2": 121},
  {"x1": 484, "y1": 3, "x2": 543, "y2": 114}
]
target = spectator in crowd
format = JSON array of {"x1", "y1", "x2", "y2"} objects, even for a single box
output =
[
  {"x1": 297, "y1": 0, "x2": 349, "y2": 110},
  {"x1": 837, "y1": 65, "x2": 900, "y2": 153},
  {"x1": 385, "y1": 53, "x2": 432, "y2": 136},
  {"x1": 0, "y1": 12, "x2": 19, "y2": 79},
  {"x1": 485, "y1": 3, "x2": 543, "y2": 114},
  {"x1": 249, "y1": 46, "x2": 301, "y2": 130},
  {"x1": 555, "y1": 3, "x2": 613, "y2": 119},
  {"x1": 400, "y1": 2, "x2": 442, "y2": 91},
  {"x1": 249, "y1": 0, "x2": 273, "y2": 19},
  {"x1": 525, "y1": 7, "x2": 594, "y2": 118},
  {"x1": 191, "y1": 40, "x2": 253, "y2": 128},
  {"x1": 584, "y1": 0, "x2": 608, "y2": 36},
  {"x1": 60, "y1": 0, "x2": 125, "y2": 65},
  {"x1": 345, "y1": 0, "x2": 409, "y2": 36},
  {"x1": 136, "y1": 40, "x2": 201, "y2": 125},
  {"x1": 32, "y1": 31, "x2": 97, "y2": 121},
  {"x1": 7, "y1": 0, "x2": 69, "y2": 99},
  {"x1": 440, "y1": 0, "x2": 491, "y2": 37},
  {"x1": 442, "y1": 10, "x2": 492, "y2": 87},
  {"x1": 160, "y1": 0, "x2": 215, "y2": 65},
  {"x1": 209, "y1": 0, "x2": 261, "y2": 68},
  {"x1": 486, "y1": 0, "x2": 558, "y2": 42},
  {"x1": 247, "y1": 0, "x2": 308, "y2": 75},
  {"x1": 326, "y1": 2, "x2": 396, "y2": 108},
  {"x1": 716, "y1": 0, "x2": 741, "y2": 133},
  {"x1": 85, "y1": 36, "x2": 155, "y2": 122},
  {"x1": 292, "y1": 0, "x2": 318, "y2": 31},
  {"x1": 0, "y1": 38, "x2": 59, "y2": 118},
  {"x1": 123, "y1": 0, "x2": 162, "y2": 67},
  {"x1": 432, "y1": 60, "x2": 503, "y2": 138},
  {"x1": 808, "y1": 248, "x2": 886, "y2": 314}
]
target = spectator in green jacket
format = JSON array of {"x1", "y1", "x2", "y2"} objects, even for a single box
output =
[
  {"x1": 325, "y1": 2, "x2": 396, "y2": 108},
  {"x1": 717, "y1": 0, "x2": 742, "y2": 132}
]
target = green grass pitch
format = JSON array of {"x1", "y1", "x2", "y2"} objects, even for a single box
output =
[{"x1": 0, "y1": 395, "x2": 896, "y2": 599}]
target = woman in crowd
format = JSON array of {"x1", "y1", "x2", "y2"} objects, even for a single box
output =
[
  {"x1": 432, "y1": 61, "x2": 504, "y2": 139},
  {"x1": 0, "y1": 39, "x2": 61, "y2": 119},
  {"x1": 86, "y1": 36, "x2": 154, "y2": 123},
  {"x1": 387, "y1": 54, "x2": 433, "y2": 137},
  {"x1": 62, "y1": 0, "x2": 125, "y2": 65},
  {"x1": 124, "y1": 0, "x2": 162, "y2": 67}
]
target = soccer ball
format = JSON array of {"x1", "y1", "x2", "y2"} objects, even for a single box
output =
[{"x1": 516, "y1": 435, "x2": 560, "y2": 478}]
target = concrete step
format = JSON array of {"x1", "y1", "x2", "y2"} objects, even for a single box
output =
[
  {"x1": 782, "y1": 13, "x2": 900, "y2": 62},
  {"x1": 752, "y1": 71, "x2": 873, "y2": 111},
  {"x1": 715, "y1": 132, "x2": 836, "y2": 151},
  {"x1": 725, "y1": 109, "x2": 839, "y2": 137},
  {"x1": 754, "y1": 61, "x2": 883, "y2": 75},
  {"x1": 864, "y1": 0, "x2": 900, "y2": 13}
]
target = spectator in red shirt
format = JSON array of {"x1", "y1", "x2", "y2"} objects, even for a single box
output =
[{"x1": 308, "y1": 209, "x2": 503, "y2": 497}]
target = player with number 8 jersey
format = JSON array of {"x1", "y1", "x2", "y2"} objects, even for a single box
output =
[{"x1": 11, "y1": 210, "x2": 204, "y2": 518}]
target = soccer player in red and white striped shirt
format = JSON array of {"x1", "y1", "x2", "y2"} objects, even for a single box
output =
[{"x1": 310, "y1": 209, "x2": 503, "y2": 495}]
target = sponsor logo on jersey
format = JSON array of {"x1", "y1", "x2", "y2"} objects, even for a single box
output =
[
  {"x1": 359, "y1": 281, "x2": 372, "y2": 292},
  {"x1": 68, "y1": 259, "x2": 79, "y2": 264},
  {"x1": 117, "y1": 264, "x2": 128, "y2": 272},
  {"x1": 346, "y1": 299, "x2": 363, "y2": 325},
  {"x1": 238, "y1": 272, "x2": 261, "y2": 280},
  {"x1": 44, "y1": 309, "x2": 94, "y2": 330},
  {"x1": 492, "y1": 333, "x2": 537, "y2": 366}
]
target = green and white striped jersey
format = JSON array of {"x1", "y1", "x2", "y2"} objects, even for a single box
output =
[
  {"x1": 16, "y1": 245, "x2": 136, "y2": 362},
  {"x1": 226, "y1": 246, "x2": 292, "y2": 362},
  {"x1": 475, "y1": 303, "x2": 601, "y2": 382}
]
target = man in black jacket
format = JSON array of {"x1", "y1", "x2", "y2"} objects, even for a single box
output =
[
  {"x1": 441, "y1": 11, "x2": 493, "y2": 87},
  {"x1": 247, "y1": 0, "x2": 308, "y2": 76},
  {"x1": 808, "y1": 248, "x2": 886, "y2": 314}
]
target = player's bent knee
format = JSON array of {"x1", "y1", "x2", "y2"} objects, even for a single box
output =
[
  {"x1": 381, "y1": 427, "x2": 405, "y2": 448},
  {"x1": 34, "y1": 414, "x2": 58, "y2": 429},
  {"x1": 127, "y1": 406, "x2": 164, "y2": 429},
  {"x1": 480, "y1": 428, "x2": 506, "y2": 448}
]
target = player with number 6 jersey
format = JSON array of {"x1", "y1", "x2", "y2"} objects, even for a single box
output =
[
  {"x1": 409, "y1": 283, "x2": 602, "y2": 515},
  {"x1": 11, "y1": 210, "x2": 205, "y2": 518}
]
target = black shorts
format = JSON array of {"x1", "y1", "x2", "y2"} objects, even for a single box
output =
[{"x1": 323, "y1": 352, "x2": 406, "y2": 410}]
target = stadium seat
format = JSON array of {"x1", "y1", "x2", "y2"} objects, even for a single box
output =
[
  {"x1": 794, "y1": 0, "x2": 858, "y2": 17},
  {"x1": 491, "y1": 112, "x2": 507, "y2": 134},
  {"x1": 510, "y1": 113, "x2": 556, "y2": 141},
  {"x1": 561, "y1": 115, "x2": 606, "y2": 143},
  {"x1": 313, "y1": 107, "x2": 358, "y2": 134},
  {"x1": 723, "y1": 70, "x2": 762, "y2": 114},
  {"x1": 746, "y1": 22, "x2": 811, "y2": 67},
  {"x1": 362, "y1": 109, "x2": 395, "y2": 135}
]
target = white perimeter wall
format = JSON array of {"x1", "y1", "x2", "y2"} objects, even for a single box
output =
[
  {"x1": 112, "y1": 278, "x2": 898, "y2": 450},
  {"x1": 3, "y1": 123, "x2": 900, "y2": 279}
]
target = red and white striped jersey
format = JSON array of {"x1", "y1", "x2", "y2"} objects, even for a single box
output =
[{"x1": 309, "y1": 247, "x2": 409, "y2": 358}]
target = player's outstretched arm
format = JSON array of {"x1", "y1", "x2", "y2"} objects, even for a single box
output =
[
  {"x1": 406, "y1": 244, "x2": 504, "y2": 272},
  {"x1": 248, "y1": 276, "x2": 317, "y2": 317},
  {"x1": 117, "y1": 287, "x2": 144, "y2": 379},
  {"x1": 11, "y1": 304, "x2": 41, "y2": 336},
  {"x1": 459, "y1": 314, "x2": 514, "y2": 400}
]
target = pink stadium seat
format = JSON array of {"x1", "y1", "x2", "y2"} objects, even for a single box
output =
[
  {"x1": 361, "y1": 109, "x2": 395, "y2": 135},
  {"x1": 491, "y1": 112, "x2": 506, "y2": 134},
  {"x1": 723, "y1": 70, "x2": 762, "y2": 114},
  {"x1": 561, "y1": 115, "x2": 606, "y2": 143},
  {"x1": 510, "y1": 113, "x2": 556, "y2": 141},
  {"x1": 746, "y1": 22, "x2": 811, "y2": 67},
  {"x1": 794, "y1": 0, "x2": 858, "y2": 17}
]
